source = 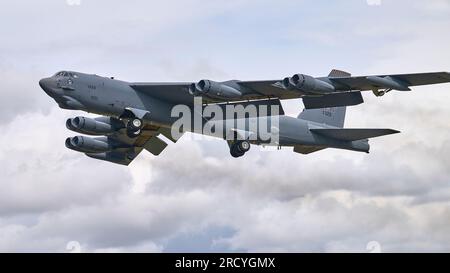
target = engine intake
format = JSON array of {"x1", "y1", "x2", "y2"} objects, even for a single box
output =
[
  {"x1": 66, "y1": 116, "x2": 116, "y2": 135},
  {"x1": 65, "y1": 136, "x2": 112, "y2": 153},
  {"x1": 282, "y1": 74, "x2": 335, "y2": 94},
  {"x1": 189, "y1": 80, "x2": 242, "y2": 99}
]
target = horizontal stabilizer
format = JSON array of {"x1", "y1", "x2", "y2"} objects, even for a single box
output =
[
  {"x1": 303, "y1": 92, "x2": 363, "y2": 109},
  {"x1": 310, "y1": 128, "x2": 400, "y2": 141}
]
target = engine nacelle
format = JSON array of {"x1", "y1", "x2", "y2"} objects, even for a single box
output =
[
  {"x1": 282, "y1": 74, "x2": 335, "y2": 94},
  {"x1": 189, "y1": 80, "x2": 242, "y2": 99},
  {"x1": 65, "y1": 136, "x2": 112, "y2": 153},
  {"x1": 85, "y1": 152, "x2": 131, "y2": 166},
  {"x1": 66, "y1": 116, "x2": 115, "y2": 135}
]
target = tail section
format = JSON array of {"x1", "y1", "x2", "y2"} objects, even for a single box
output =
[
  {"x1": 298, "y1": 69, "x2": 352, "y2": 128},
  {"x1": 294, "y1": 69, "x2": 400, "y2": 155},
  {"x1": 298, "y1": 107, "x2": 346, "y2": 128}
]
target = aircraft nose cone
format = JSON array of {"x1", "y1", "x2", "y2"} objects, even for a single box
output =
[
  {"x1": 39, "y1": 77, "x2": 54, "y2": 95},
  {"x1": 39, "y1": 78, "x2": 49, "y2": 89}
]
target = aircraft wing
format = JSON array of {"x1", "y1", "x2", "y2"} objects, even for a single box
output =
[
  {"x1": 130, "y1": 80, "x2": 302, "y2": 103},
  {"x1": 85, "y1": 124, "x2": 177, "y2": 166},
  {"x1": 130, "y1": 71, "x2": 450, "y2": 109},
  {"x1": 326, "y1": 72, "x2": 450, "y2": 91},
  {"x1": 240, "y1": 72, "x2": 450, "y2": 95}
]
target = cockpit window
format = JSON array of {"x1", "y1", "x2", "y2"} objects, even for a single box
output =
[
  {"x1": 54, "y1": 71, "x2": 74, "y2": 77},
  {"x1": 54, "y1": 71, "x2": 65, "y2": 77}
]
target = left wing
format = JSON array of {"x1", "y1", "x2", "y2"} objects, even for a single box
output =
[
  {"x1": 130, "y1": 80, "x2": 299, "y2": 104},
  {"x1": 240, "y1": 71, "x2": 450, "y2": 97},
  {"x1": 130, "y1": 71, "x2": 450, "y2": 109},
  {"x1": 326, "y1": 72, "x2": 450, "y2": 92}
]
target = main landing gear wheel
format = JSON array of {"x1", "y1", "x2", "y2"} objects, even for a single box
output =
[
  {"x1": 237, "y1": 140, "x2": 250, "y2": 153},
  {"x1": 230, "y1": 140, "x2": 251, "y2": 158},
  {"x1": 126, "y1": 118, "x2": 143, "y2": 138}
]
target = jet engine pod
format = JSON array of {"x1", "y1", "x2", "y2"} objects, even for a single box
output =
[
  {"x1": 65, "y1": 136, "x2": 112, "y2": 153},
  {"x1": 189, "y1": 80, "x2": 242, "y2": 100},
  {"x1": 290, "y1": 74, "x2": 336, "y2": 94},
  {"x1": 366, "y1": 76, "x2": 411, "y2": 91},
  {"x1": 281, "y1": 77, "x2": 296, "y2": 90},
  {"x1": 188, "y1": 83, "x2": 199, "y2": 96},
  {"x1": 66, "y1": 116, "x2": 115, "y2": 135}
]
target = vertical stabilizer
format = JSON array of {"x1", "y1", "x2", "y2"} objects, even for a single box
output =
[
  {"x1": 297, "y1": 107, "x2": 346, "y2": 128},
  {"x1": 298, "y1": 69, "x2": 351, "y2": 128}
]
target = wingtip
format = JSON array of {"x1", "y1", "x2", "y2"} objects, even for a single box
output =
[{"x1": 384, "y1": 129, "x2": 401, "y2": 135}]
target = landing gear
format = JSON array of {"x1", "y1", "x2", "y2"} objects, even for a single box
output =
[
  {"x1": 126, "y1": 117, "x2": 143, "y2": 138},
  {"x1": 230, "y1": 140, "x2": 251, "y2": 158},
  {"x1": 372, "y1": 88, "x2": 392, "y2": 97}
]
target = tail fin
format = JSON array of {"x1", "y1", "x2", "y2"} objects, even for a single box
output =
[
  {"x1": 298, "y1": 107, "x2": 346, "y2": 128},
  {"x1": 297, "y1": 69, "x2": 352, "y2": 128}
]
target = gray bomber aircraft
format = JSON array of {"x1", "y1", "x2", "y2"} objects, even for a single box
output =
[{"x1": 39, "y1": 69, "x2": 450, "y2": 165}]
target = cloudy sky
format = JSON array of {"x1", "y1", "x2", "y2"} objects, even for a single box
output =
[{"x1": 0, "y1": 0, "x2": 449, "y2": 252}]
